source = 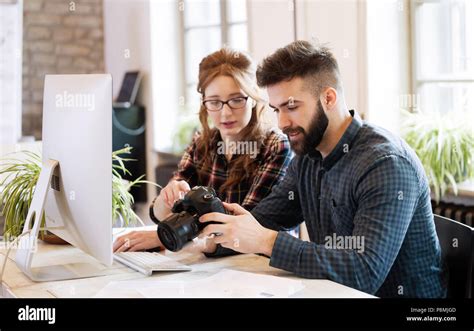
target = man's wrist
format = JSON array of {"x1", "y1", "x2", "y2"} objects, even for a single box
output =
[{"x1": 261, "y1": 229, "x2": 278, "y2": 257}]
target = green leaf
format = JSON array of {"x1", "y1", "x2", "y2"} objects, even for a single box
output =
[{"x1": 402, "y1": 110, "x2": 474, "y2": 201}]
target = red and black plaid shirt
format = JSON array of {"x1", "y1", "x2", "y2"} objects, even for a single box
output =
[{"x1": 173, "y1": 129, "x2": 293, "y2": 211}]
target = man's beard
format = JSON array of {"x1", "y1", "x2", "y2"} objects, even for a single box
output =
[{"x1": 283, "y1": 100, "x2": 329, "y2": 155}]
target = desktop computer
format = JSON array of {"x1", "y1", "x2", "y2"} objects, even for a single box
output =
[
  {"x1": 15, "y1": 74, "x2": 114, "y2": 281},
  {"x1": 14, "y1": 74, "x2": 189, "y2": 282}
]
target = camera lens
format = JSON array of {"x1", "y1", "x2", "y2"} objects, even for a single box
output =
[
  {"x1": 157, "y1": 223, "x2": 180, "y2": 252},
  {"x1": 157, "y1": 212, "x2": 199, "y2": 252}
]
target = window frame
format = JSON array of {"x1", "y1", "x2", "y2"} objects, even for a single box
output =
[
  {"x1": 178, "y1": 0, "x2": 248, "y2": 104},
  {"x1": 410, "y1": 0, "x2": 474, "y2": 112}
]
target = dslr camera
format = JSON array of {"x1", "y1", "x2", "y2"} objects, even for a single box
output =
[{"x1": 150, "y1": 186, "x2": 225, "y2": 252}]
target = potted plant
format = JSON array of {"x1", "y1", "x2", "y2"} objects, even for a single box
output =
[
  {"x1": 0, "y1": 146, "x2": 155, "y2": 242},
  {"x1": 402, "y1": 110, "x2": 474, "y2": 202}
]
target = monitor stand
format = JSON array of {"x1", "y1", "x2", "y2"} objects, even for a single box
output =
[{"x1": 14, "y1": 159, "x2": 116, "y2": 282}]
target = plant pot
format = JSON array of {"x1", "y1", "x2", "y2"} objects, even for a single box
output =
[{"x1": 41, "y1": 231, "x2": 70, "y2": 245}]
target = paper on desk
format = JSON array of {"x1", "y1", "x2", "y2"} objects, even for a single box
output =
[{"x1": 93, "y1": 269, "x2": 304, "y2": 298}]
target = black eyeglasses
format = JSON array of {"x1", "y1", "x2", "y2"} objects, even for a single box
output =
[{"x1": 202, "y1": 96, "x2": 249, "y2": 112}]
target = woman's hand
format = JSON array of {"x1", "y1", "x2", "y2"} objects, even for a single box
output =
[
  {"x1": 160, "y1": 180, "x2": 191, "y2": 209},
  {"x1": 113, "y1": 230, "x2": 163, "y2": 252}
]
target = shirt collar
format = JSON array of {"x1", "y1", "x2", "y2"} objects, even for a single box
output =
[{"x1": 308, "y1": 109, "x2": 362, "y2": 170}]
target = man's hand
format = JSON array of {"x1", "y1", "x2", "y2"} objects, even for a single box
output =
[
  {"x1": 113, "y1": 230, "x2": 163, "y2": 252},
  {"x1": 199, "y1": 202, "x2": 278, "y2": 256},
  {"x1": 182, "y1": 236, "x2": 218, "y2": 255}
]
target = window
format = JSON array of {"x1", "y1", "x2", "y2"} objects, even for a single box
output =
[
  {"x1": 180, "y1": 0, "x2": 248, "y2": 109},
  {"x1": 0, "y1": 0, "x2": 22, "y2": 145},
  {"x1": 411, "y1": 0, "x2": 474, "y2": 114}
]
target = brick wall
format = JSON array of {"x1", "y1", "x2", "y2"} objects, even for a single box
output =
[{"x1": 22, "y1": 0, "x2": 104, "y2": 139}]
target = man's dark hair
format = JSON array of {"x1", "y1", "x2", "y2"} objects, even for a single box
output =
[{"x1": 256, "y1": 40, "x2": 342, "y2": 96}]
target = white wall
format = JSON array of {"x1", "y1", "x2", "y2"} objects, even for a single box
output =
[
  {"x1": 366, "y1": 0, "x2": 411, "y2": 134},
  {"x1": 149, "y1": 0, "x2": 181, "y2": 152},
  {"x1": 295, "y1": 0, "x2": 367, "y2": 117},
  {"x1": 247, "y1": 0, "x2": 295, "y2": 62},
  {"x1": 247, "y1": 0, "x2": 296, "y2": 128},
  {"x1": 103, "y1": 0, "x2": 156, "y2": 202}
]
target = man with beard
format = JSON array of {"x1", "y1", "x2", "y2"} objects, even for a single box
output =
[{"x1": 199, "y1": 41, "x2": 446, "y2": 298}]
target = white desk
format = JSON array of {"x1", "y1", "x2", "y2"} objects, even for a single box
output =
[{"x1": 0, "y1": 239, "x2": 375, "y2": 298}]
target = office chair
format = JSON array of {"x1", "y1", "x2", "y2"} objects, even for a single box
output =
[{"x1": 434, "y1": 214, "x2": 474, "y2": 298}]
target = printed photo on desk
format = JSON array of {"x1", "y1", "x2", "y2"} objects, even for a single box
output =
[{"x1": 0, "y1": 0, "x2": 472, "y2": 330}]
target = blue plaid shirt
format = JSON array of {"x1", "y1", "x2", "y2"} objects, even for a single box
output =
[{"x1": 251, "y1": 110, "x2": 446, "y2": 298}]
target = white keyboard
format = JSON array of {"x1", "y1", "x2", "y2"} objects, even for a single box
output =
[{"x1": 114, "y1": 252, "x2": 191, "y2": 276}]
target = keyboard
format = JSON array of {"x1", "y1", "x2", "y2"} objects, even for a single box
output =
[{"x1": 114, "y1": 252, "x2": 191, "y2": 276}]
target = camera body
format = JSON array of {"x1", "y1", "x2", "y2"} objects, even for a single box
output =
[{"x1": 151, "y1": 186, "x2": 225, "y2": 252}]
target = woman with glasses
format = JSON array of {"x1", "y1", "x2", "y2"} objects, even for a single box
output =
[{"x1": 114, "y1": 48, "x2": 292, "y2": 256}]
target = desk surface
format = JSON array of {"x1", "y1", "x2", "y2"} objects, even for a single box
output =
[{"x1": 0, "y1": 238, "x2": 375, "y2": 298}]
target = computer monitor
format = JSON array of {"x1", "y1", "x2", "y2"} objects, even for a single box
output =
[{"x1": 15, "y1": 74, "x2": 113, "y2": 282}]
